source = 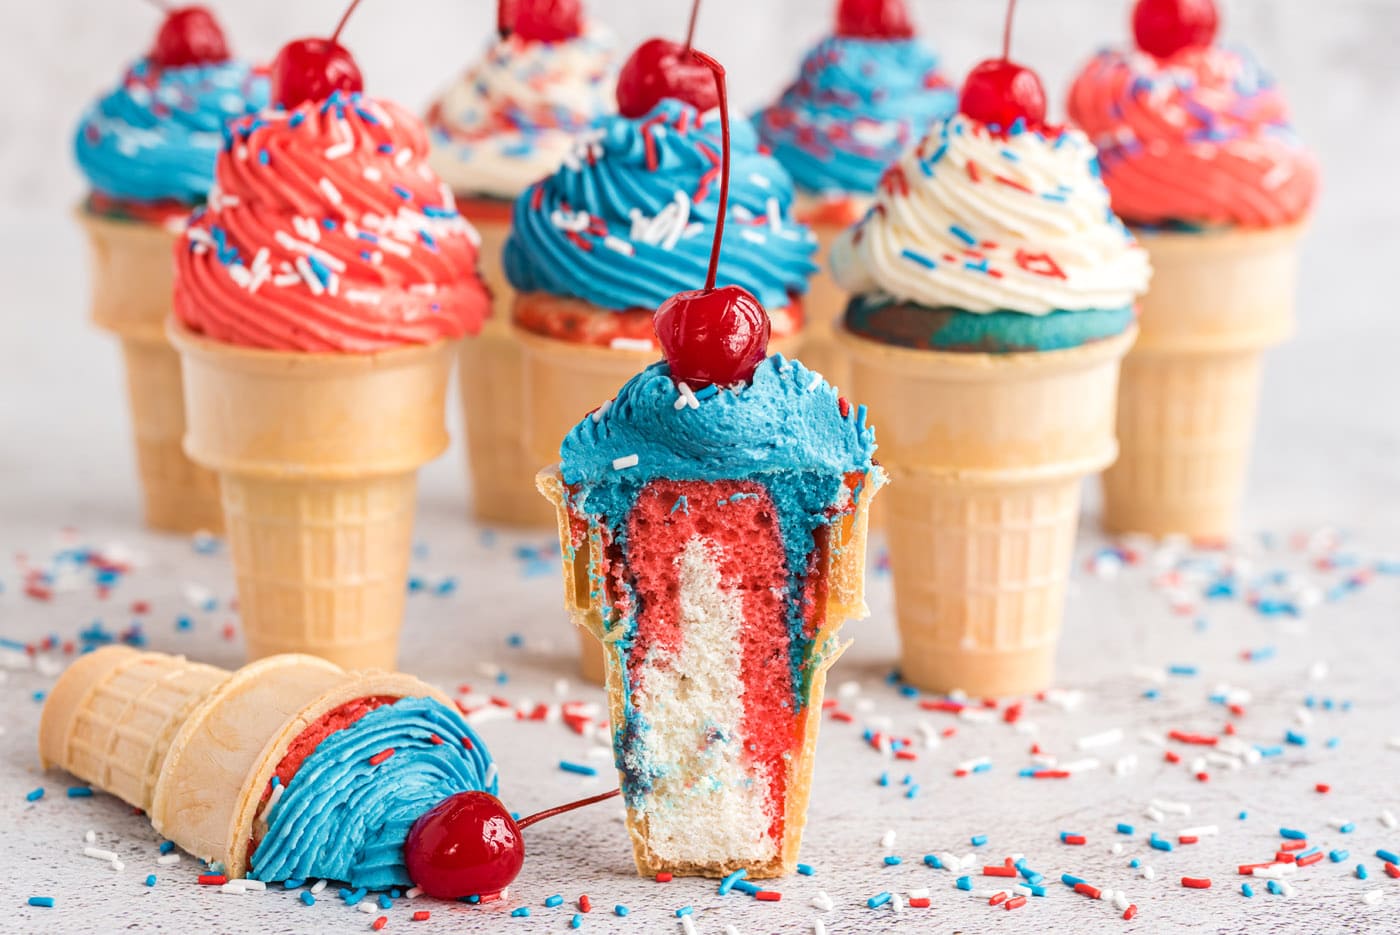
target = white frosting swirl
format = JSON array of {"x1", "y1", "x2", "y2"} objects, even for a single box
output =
[
  {"x1": 427, "y1": 26, "x2": 617, "y2": 200},
  {"x1": 831, "y1": 114, "x2": 1150, "y2": 314}
]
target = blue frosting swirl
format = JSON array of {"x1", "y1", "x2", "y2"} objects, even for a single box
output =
[
  {"x1": 756, "y1": 37, "x2": 956, "y2": 197},
  {"x1": 74, "y1": 58, "x2": 269, "y2": 204},
  {"x1": 249, "y1": 696, "x2": 497, "y2": 890},
  {"x1": 503, "y1": 99, "x2": 817, "y2": 311}
]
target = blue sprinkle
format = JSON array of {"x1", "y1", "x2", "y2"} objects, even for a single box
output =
[
  {"x1": 1239, "y1": 811, "x2": 1249, "y2": 820},
  {"x1": 1116, "y1": 823, "x2": 1135, "y2": 835},
  {"x1": 1266, "y1": 880, "x2": 1283, "y2": 895},
  {"x1": 614, "y1": 905, "x2": 629, "y2": 916},
  {"x1": 1330, "y1": 850, "x2": 1349, "y2": 863},
  {"x1": 1061, "y1": 874, "x2": 1086, "y2": 887},
  {"x1": 924, "y1": 854, "x2": 942, "y2": 869},
  {"x1": 1285, "y1": 729, "x2": 1307, "y2": 746},
  {"x1": 1256, "y1": 745, "x2": 1284, "y2": 757},
  {"x1": 511, "y1": 906, "x2": 530, "y2": 917},
  {"x1": 971, "y1": 834, "x2": 988, "y2": 847},
  {"x1": 884, "y1": 856, "x2": 902, "y2": 866},
  {"x1": 1357, "y1": 864, "x2": 1369, "y2": 880},
  {"x1": 392, "y1": 185, "x2": 412, "y2": 201},
  {"x1": 25, "y1": 787, "x2": 43, "y2": 802},
  {"x1": 676, "y1": 906, "x2": 693, "y2": 917},
  {"x1": 1376, "y1": 849, "x2": 1400, "y2": 864},
  {"x1": 1241, "y1": 883, "x2": 1254, "y2": 897},
  {"x1": 1296, "y1": 847, "x2": 1320, "y2": 860},
  {"x1": 558, "y1": 761, "x2": 597, "y2": 777},
  {"x1": 282, "y1": 879, "x2": 304, "y2": 889},
  {"x1": 1340, "y1": 823, "x2": 1356, "y2": 834},
  {"x1": 949, "y1": 225, "x2": 977, "y2": 246},
  {"x1": 570, "y1": 913, "x2": 582, "y2": 928},
  {"x1": 1129, "y1": 859, "x2": 1141, "y2": 868},
  {"x1": 1167, "y1": 664, "x2": 1198, "y2": 676},
  {"x1": 1150, "y1": 835, "x2": 1174, "y2": 852},
  {"x1": 731, "y1": 880, "x2": 760, "y2": 895},
  {"x1": 900, "y1": 248, "x2": 936, "y2": 270},
  {"x1": 1280, "y1": 828, "x2": 1308, "y2": 840},
  {"x1": 67, "y1": 786, "x2": 93, "y2": 798},
  {"x1": 868, "y1": 891, "x2": 893, "y2": 907},
  {"x1": 28, "y1": 897, "x2": 55, "y2": 908},
  {"x1": 545, "y1": 894, "x2": 564, "y2": 907},
  {"x1": 718, "y1": 869, "x2": 748, "y2": 895},
  {"x1": 905, "y1": 784, "x2": 920, "y2": 799},
  {"x1": 1327, "y1": 736, "x2": 1340, "y2": 748},
  {"x1": 797, "y1": 864, "x2": 814, "y2": 876},
  {"x1": 32, "y1": 691, "x2": 45, "y2": 702},
  {"x1": 344, "y1": 887, "x2": 366, "y2": 906},
  {"x1": 145, "y1": 875, "x2": 157, "y2": 887},
  {"x1": 1142, "y1": 688, "x2": 1160, "y2": 700},
  {"x1": 159, "y1": 841, "x2": 175, "y2": 854},
  {"x1": 377, "y1": 894, "x2": 392, "y2": 909},
  {"x1": 300, "y1": 891, "x2": 315, "y2": 906}
]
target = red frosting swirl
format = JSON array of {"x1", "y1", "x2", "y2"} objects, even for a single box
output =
[
  {"x1": 175, "y1": 92, "x2": 490, "y2": 352},
  {"x1": 1068, "y1": 46, "x2": 1318, "y2": 228}
]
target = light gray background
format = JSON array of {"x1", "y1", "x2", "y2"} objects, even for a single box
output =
[{"x1": 2, "y1": 3, "x2": 1399, "y2": 934}]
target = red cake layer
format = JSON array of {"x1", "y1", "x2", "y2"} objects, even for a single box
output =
[{"x1": 623, "y1": 478, "x2": 813, "y2": 846}]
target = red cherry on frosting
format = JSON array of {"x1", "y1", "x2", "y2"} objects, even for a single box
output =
[
  {"x1": 958, "y1": 58, "x2": 1046, "y2": 131},
  {"x1": 270, "y1": 38, "x2": 363, "y2": 109},
  {"x1": 1132, "y1": 0, "x2": 1219, "y2": 59},
  {"x1": 616, "y1": 38, "x2": 720, "y2": 119},
  {"x1": 405, "y1": 792, "x2": 525, "y2": 900},
  {"x1": 150, "y1": 6, "x2": 230, "y2": 68},
  {"x1": 505, "y1": 0, "x2": 584, "y2": 42},
  {"x1": 654, "y1": 286, "x2": 771, "y2": 387},
  {"x1": 835, "y1": 0, "x2": 915, "y2": 40}
]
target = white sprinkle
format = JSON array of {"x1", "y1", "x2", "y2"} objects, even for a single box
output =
[
  {"x1": 1363, "y1": 888, "x2": 1384, "y2": 905},
  {"x1": 1151, "y1": 798, "x2": 1191, "y2": 816},
  {"x1": 890, "y1": 892, "x2": 904, "y2": 914},
  {"x1": 1309, "y1": 660, "x2": 1328, "y2": 681},
  {"x1": 294, "y1": 256, "x2": 325, "y2": 296},
  {"x1": 956, "y1": 756, "x2": 992, "y2": 773},
  {"x1": 1180, "y1": 825, "x2": 1219, "y2": 837},
  {"x1": 603, "y1": 235, "x2": 635, "y2": 256},
  {"x1": 608, "y1": 337, "x2": 655, "y2": 352},
  {"x1": 312, "y1": 880, "x2": 330, "y2": 895},
  {"x1": 1295, "y1": 707, "x2": 1315, "y2": 726},
  {"x1": 1076, "y1": 728, "x2": 1124, "y2": 750},
  {"x1": 1138, "y1": 731, "x2": 1166, "y2": 748},
  {"x1": 612, "y1": 454, "x2": 639, "y2": 471},
  {"x1": 1279, "y1": 881, "x2": 1297, "y2": 897},
  {"x1": 1112, "y1": 890, "x2": 1130, "y2": 910},
  {"x1": 1111, "y1": 843, "x2": 1124, "y2": 855},
  {"x1": 363, "y1": 166, "x2": 383, "y2": 181},
  {"x1": 680, "y1": 915, "x2": 698, "y2": 935},
  {"x1": 1382, "y1": 809, "x2": 1398, "y2": 830},
  {"x1": 1061, "y1": 758, "x2": 1101, "y2": 774},
  {"x1": 83, "y1": 830, "x2": 96, "y2": 844},
  {"x1": 938, "y1": 852, "x2": 960, "y2": 871},
  {"x1": 317, "y1": 177, "x2": 342, "y2": 205},
  {"x1": 908, "y1": 888, "x2": 929, "y2": 900},
  {"x1": 812, "y1": 890, "x2": 834, "y2": 911},
  {"x1": 110, "y1": 860, "x2": 124, "y2": 871},
  {"x1": 813, "y1": 919, "x2": 827, "y2": 935},
  {"x1": 1141, "y1": 865, "x2": 1156, "y2": 881},
  {"x1": 1113, "y1": 754, "x2": 1139, "y2": 776},
  {"x1": 220, "y1": 882, "x2": 247, "y2": 894},
  {"x1": 740, "y1": 230, "x2": 767, "y2": 245},
  {"x1": 156, "y1": 854, "x2": 180, "y2": 866},
  {"x1": 485, "y1": 763, "x2": 498, "y2": 788},
  {"x1": 358, "y1": 900, "x2": 378, "y2": 913},
  {"x1": 591, "y1": 399, "x2": 612, "y2": 423},
  {"x1": 1327, "y1": 817, "x2": 1354, "y2": 831},
  {"x1": 345, "y1": 289, "x2": 382, "y2": 305},
  {"x1": 1251, "y1": 863, "x2": 1298, "y2": 879},
  {"x1": 83, "y1": 847, "x2": 118, "y2": 862},
  {"x1": 748, "y1": 173, "x2": 771, "y2": 189},
  {"x1": 880, "y1": 829, "x2": 897, "y2": 850},
  {"x1": 722, "y1": 925, "x2": 739, "y2": 935},
  {"x1": 958, "y1": 707, "x2": 995, "y2": 724},
  {"x1": 395, "y1": 148, "x2": 413, "y2": 167},
  {"x1": 806, "y1": 373, "x2": 823, "y2": 391},
  {"x1": 240, "y1": 879, "x2": 266, "y2": 891}
]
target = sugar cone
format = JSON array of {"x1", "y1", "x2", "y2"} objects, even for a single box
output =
[
  {"x1": 537, "y1": 467, "x2": 880, "y2": 877},
  {"x1": 799, "y1": 220, "x2": 853, "y2": 394},
  {"x1": 1102, "y1": 225, "x2": 1301, "y2": 538},
  {"x1": 40, "y1": 646, "x2": 453, "y2": 875},
  {"x1": 169, "y1": 321, "x2": 457, "y2": 669},
  {"x1": 77, "y1": 208, "x2": 223, "y2": 534},
  {"x1": 518, "y1": 314, "x2": 802, "y2": 684},
  {"x1": 843, "y1": 326, "x2": 1136, "y2": 696},
  {"x1": 455, "y1": 216, "x2": 555, "y2": 527}
]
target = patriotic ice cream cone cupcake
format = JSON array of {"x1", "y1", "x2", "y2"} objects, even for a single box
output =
[
  {"x1": 834, "y1": 5, "x2": 1150, "y2": 696},
  {"x1": 537, "y1": 49, "x2": 884, "y2": 878},
  {"x1": 427, "y1": 0, "x2": 617, "y2": 526},
  {"x1": 74, "y1": 5, "x2": 268, "y2": 533},
  {"x1": 1069, "y1": 0, "x2": 1319, "y2": 538},
  {"x1": 170, "y1": 9, "x2": 490, "y2": 669},
  {"x1": 756, "y1": 0, "x2": 956, "y2": 391}
]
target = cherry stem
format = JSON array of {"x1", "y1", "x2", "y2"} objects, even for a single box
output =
[
  {"x1": 688, "y1": 48, "x2": 728, "y2": 293},
  {"x1": 684, "y1": 0, "x2": 702, "y2": 50},
  {"x1": 330, "y1": 0, "x2": 365, "y2": 45},
  {"x1": 1002, "y1": 0, "x2": 1017, "y2": 60},
  {"x1": 516, "y1": 788, "x2": 621, "y2": 830}
]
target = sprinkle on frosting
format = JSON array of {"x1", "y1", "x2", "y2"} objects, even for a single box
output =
[
  {"x1": 831, "y1": 114, "x2": 1151, "y2": 315},
  {"x1": 249, "y1": 696, "x2": 496, "y2": 890},
  {"x1": 756, "y1": 36, "x2": 956, "y2": 197},
  {"x1": 1068, "y1": 45, "x2": 1318, "y2": 228},
  {"x1": 174, "y1": 91, "x2": 490, "y2": 352},
  {"x1": 74, "y1": 58, "x2": 269, "y2": 207},
  {"x1": 427, "y1": 26, "x2": 617, "y2": 200},
  {"x1": 503, "y1": 99, "x2": 817, "y2": 314}
]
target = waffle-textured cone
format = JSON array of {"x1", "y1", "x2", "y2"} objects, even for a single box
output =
[
  {"x1": 1102, "y1": 225, "x2": 1301, "y2": 538},
  {"x1": 169, "y1": 321, "x2": 457, "y2": 669},
  {"x1": 799, "y1": 220, "x2": 853, "y2": 395},
  {"x1": 456, "y1": 218, "x2": 554, "y2": 526},
  {"x1": 843, "y1": 326, "x2": 1136, "y2": 696},
  {"x1": 39, "y1": 646, "x2": 452, "y2": 876},
  {"x1": 518, "y1": 298, "x2": 804, "y2": 683},
  {"x1": 537, "y1": 467, "x2": 880, "y2": 877},
  {"x1": 77, "y1": 208, "x2": 222, "y2": 533}
]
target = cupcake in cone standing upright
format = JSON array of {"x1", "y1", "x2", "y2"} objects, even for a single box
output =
[
  {"x1": 171, "y1": 6, "x2": 490, "y2": 669},
  {"x1": 756, "y1": 0, "x2": 956, "y2": 389},
  {"x1": 427, "y1": 0, "x2": 617, "y2": 526},
  {"x1": 538, "y1": 49, "x2": 884, "y2": 878},
  {"x1": 74, "y1": 6, "x2": 268, "y2": 533},
  {"x1": 834, "y1": 4, "x2": 1151, "y2": 696},
  {"x1": 1070, "y1": 0, "x2": 1319, "y2": 538}
]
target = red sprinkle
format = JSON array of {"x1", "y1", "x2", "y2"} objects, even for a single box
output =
[
  {"x1": 368, "y1": 749, "x2": 395, "y2": 767},
  {"x1": 1164, "y1": 751, "x2": 1182, "y2": 764},
  {"x1": 1296, "y1": 852, "x2": 1325, "y2": 867},
  {"x1": 655, "y1": 872, "x2": 673, "y2": 883},
  {"x1": 1179, "y1": 835, "x2": 1199, "y2": 845},
  {"x1": 830, "y1": 711, "x2": 854, "y2": 723},
  {"x1": 1168, "y1": 730, "x2": 1219, "y2": 746},
  {"x1": 1280, "y1": 839, "x2": 1308, "y2": 852},
  {"x1": 989, "y1": 892, "x2": 1008, "y2": 906},
  {"x1": 578, "y1": 895, "x2": 591, "y2": 912},
  {"x1": 1062, "y1": 834, "x2": 1087, "y2": 845},
  {"x1": 412, "y1": 911, "x2": 430, "y2": 921},
  {"x1": 754, "y1": 891, "x2": 782, "y2": 902},
  {"x1": 984, "y1": 865, "x2": 1017, "y2": 877},
  {"x1": 1238, "y1": 863, "x2": 1271, "y2": 875},
  {"x1": 198, "y1": 874, "x2": 227, "y2": 885},
  {"x1": 1073, "y1": 883, "x2": 1101, "y2": 899},
  {"x1": 372, "y1": 917, "x2": 387, "y2": 931},
  {"x1": 1182, "y1": 877, "x2": 1212, "y2": 889},
  {"x1": 838, "y1": 397, "x2": 851, "y2": 418},
  {"x1": 1124, "y1": 905, "x2": 1139, "y2": 920},
  {"x1": 909, "y1": 897, "x2": 931, "y2": 908},
  {"x1": 894, "y1": 750, "x2": 918, "y2": 762},
  {"x1": 1274, "y1": 852, "x2": 1297, "y2": 863},
  {"x1": 1004, "y1": 895, "x2": 1027, "y2": 910},
  {"x1": 1385, "y1": 862, "x2": 1400, "y2": 879},
  {"x1": 1196, "y1": 772, "x2": 1211, "y2": 782},
  {"x1": 1315, "y1": 783, "x2": 1331, "y2": 794}
]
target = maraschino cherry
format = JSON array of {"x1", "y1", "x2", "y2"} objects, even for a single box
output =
[
  {"x1": 615, "y1": 0, "x2": 719, "y2": 119},
  {"x1": 499, "y1": 0, "x2": 584, "y2": 42},
  {"x1": 404, "y1": 789, "x2": 620, "y2": 900},
  {"x1": 651, "y1": 49, "x2": 771, "y2": 388},
  {"x1": 1132, "y1": 0, "x2": 1219, "y2": 60},
  {"x1": 148, "y1": 4, "x2": 230, "y2": 68},
  {"x1": 957, "y1": 0, "x2": 1046, "y2": 132},
  {"x1": 835, "y1": 0, "x2": 915, "y2": 40},
  {"x1": 269, "y1": 0, "x2": 365, "y2": 109}
]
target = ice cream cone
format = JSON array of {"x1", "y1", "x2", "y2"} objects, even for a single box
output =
[
  {"x1": 1102, "y1": 225, "x2": 1301, "y2": 538},
  {"x1": 537, "y1": 466, "x2": 877, "y2": 877},
  {"x1": 169, "y1": 321, "x2": 457, "y2": 670},
  {"x1": 77, "y1": 208, "x2": 223, "y2": 534},
  {"x1": 454, "y1": 203, "x2": 556, "y2": 527},
  {"x1": 799, "y1": 220, "x2": 853, "y2": 395},
  {"x1": 843, "y1": 326, "x2": 1136, "y2": 696},
  {"x1": 40, "y1": 645, "x2": 454, "y2": 876}
]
